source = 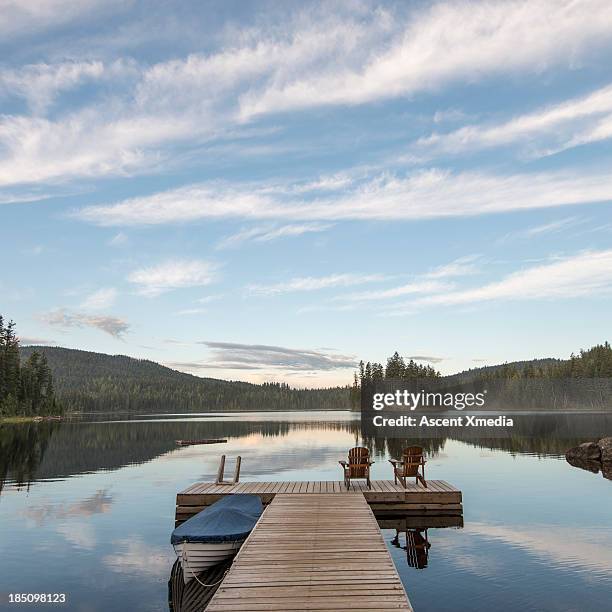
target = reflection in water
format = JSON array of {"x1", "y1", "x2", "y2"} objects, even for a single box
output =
[
  {"x1": 0, "y1": 422, "x2": 58, "y2": 492},
  {"x1": 1, "y1": 412, "x2": 612, "y2": 612},
  {"x1": 2, "y1": 413, "x2": 607, "y2": 490},
  {"x1": 391, "y1": 529, "x2": 431, "y2": 569},
  {"x1": 168, "y1": 559, "x2": 230, "y2": 612}
]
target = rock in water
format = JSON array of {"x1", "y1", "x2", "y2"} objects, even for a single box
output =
[
  {"x1": 598, "y1": 437, "x2": 612, "y2": 464},
  {"x1": 565, "y1": 442, "x2": 601, "y2": 462},
  {"x1": 565, "y1": 456, "x2": 601, "y2": 474}
]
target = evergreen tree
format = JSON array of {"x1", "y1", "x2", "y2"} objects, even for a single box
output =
[
  {"x1": 385, "y1": 352, "x2": 405, "y2": 378},
  {"x1": 0, "y1": 315, "x2": 60, "y2": 417}
]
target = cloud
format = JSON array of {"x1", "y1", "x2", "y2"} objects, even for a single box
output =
[
  {"x1": 216, "y1": 222, "x2": 332, "y2": 249},
  {"x1": 17, "y1": 336, "x2": 56, "y2": 346},
  {"x1": 198, "y1": 341, "x2": 356, "y2": 371},
  {"x1": 74, "y1": 166, "x2": 612, "y2": 226},
  {"x1": 80, "y1": 287, "x2": 117, "y2": 310},
  {"x1": 522, "y1": 218, "x2": 583, "y2": 237},
  {"x1": 0, "y1": 0, "x2": 122, "y2": 39},
  {"x1": 174, "y1": 308, "x2": 206, "y2": 316},
  {"x1": 0, "y1": 60, "x2": 107, "y2": 113},
  {"x1": 4, "y1": 1, "x2": 612, "y2": 189},
  {"x1": 127, "y1": 259, "x2": 218, "y2": 296},
  {"x1": 108, "y1": 231, "x2": 128, "y2": 246},
  {"x1": 340, "y1": 256, "x2": 479, "y2": 301},
  {"x1": 418, "y1": 82, "x2": 612, "y2": 158},
  {"x1": 42, "y1": 308, "x2": 129, "y2": 337},
  {"x1": 247, "y1": 273, "x2": 389, "y2": 296},
  {"x1": 345, "y1": 279, "x2": 452, "y2": 302},
  {"x1": 415, "y1": 249, "x2": 612, "y2": 307},
  {"x1": 406, "y1": 355, "x2": 445, "y2": 364},
  {"x1": 424, "y1": 255, "x2": 481, "y2": 279},
  {"x1": 238, "y1": 1, "x2": 612, "y2": 119}
]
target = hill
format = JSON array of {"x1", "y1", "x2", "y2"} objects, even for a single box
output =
[
  {"x1": 19, "y1": 346, "x2": 351, "y2": 414},
  {"x1": 442, "y1": 358, "x2": 562, "y2": 383}
]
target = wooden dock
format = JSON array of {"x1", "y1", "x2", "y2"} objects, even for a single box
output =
[
  {"x1": 206, "y1": 493, "x2": 413, "y2": 611},
  {"x1": 176, "y1": 479, "x2": 462, "y2": 524}
]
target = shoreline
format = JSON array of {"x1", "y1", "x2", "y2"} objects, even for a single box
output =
[{"x1": 0, "y1": 415, "x2": 64, "y2": 424}]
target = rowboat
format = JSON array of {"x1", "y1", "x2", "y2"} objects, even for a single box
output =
[{"x1": 171, "y1": 494, "x2": 263, "y2": 583}]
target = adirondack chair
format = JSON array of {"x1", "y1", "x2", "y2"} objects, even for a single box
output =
[
  {"x1": 339, "y1": 447, "x2": 374, "y2": 489},
  {"x1": 389, "y1": 446, "x2": 427, "y2": 488}
]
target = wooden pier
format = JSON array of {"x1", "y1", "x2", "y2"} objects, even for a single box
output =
[
  {"x1": 176, "y1": 479, "x2": 462, "y2": 524},
  {"x1": 206, "y1": 493, "x2": 413, "y2": 611}
]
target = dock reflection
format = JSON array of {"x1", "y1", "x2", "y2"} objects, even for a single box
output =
[{"x1": 379, "y1": 513, "x2": 464, "y2": 572}]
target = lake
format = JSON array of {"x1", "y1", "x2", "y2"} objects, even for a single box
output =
[{"x1": 1, "y1": 411, "x2": 611, "y2": 611}]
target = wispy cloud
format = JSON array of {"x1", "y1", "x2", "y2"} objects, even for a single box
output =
[
  {"x1": 406, "y1": 355, "x2": 445, "y2": 364},
  {"x1": 0, "y1": 0, "x2": 123, "y2": 39},
  {"x1": 411, "y1": 249, "x2": 612, "y2": 308},
  {"x1": 418, "y1": 83, "x2": 612, "y2": 158},
  {"x1": 424, "y1": 255, "x2": 481, "y2": 279},
  {"x1": 216, "y1": 222, "x2": 332, "y2": 249},
  {"x1": 127, "y1": 259, "x2": 218, "y2": 297},
  {"x1": 340, "y1": 256, "x2": 479, "y2": 302},
  {"x1": 108, "y1": 231, "x2": 128, "y2": 247},
  {"x1": 75, "y1": 167, "x2": 612, "y2": 226},
  {"x1": 41, "y1": 308, "x2": 129, "y2": 338},
  {"x1": 17, "y1": 336, "x2": 56, "y2": 346},
  {"x1": 197, "y1": 341, "x2": 356, "y2": 371},
  {"x1": 80, "y1": 287, "x2": 117, "y2": 310},
  {"x1": 238, "y1": 1, "x2": 612, "y2": 119},
  {"x1": 498, "y1": 217, "x2": 585, "y2": 244},
  {"x1": 345, "y1": 279, "x2": 452, "y2": 302},
  {"x1": 248, "y1": 273, "x2": 389, "y2": 296},
  {"x1": 0, "y1": 60, "x2": 107, "y2": 113},
  {"x1": 174, "y1": 308, "x2": 206, "y2": 316},
  {"x1": 4, "y1": 1, "x2": 612, "y2": 188}
]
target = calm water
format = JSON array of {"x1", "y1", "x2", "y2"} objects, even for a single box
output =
[{"x1": 1, "y1": 411, "x2": 611, "y2": 611}]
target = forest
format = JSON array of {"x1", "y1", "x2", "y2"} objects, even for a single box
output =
[
  {"x1": 19, "y1": 345, "x2": 352, "y2": 413},
  {"x1": 353, "y1": 344, "x2": 612, "y2": 410},
  {"x1": 0, "y1": 316, "x2": 60, "y2": 417}
]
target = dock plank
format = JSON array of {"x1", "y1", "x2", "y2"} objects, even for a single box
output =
[{"x1": 207, "y1": 493, "x2": 412, "y2": 612}]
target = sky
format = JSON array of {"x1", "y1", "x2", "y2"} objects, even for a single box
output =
[{"x1": 1, "y1": 0, "x2": 612, "y2": 387}]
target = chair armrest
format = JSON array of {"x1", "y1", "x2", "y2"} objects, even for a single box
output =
[{"x1": 339, "y1": 460, "x2": 348, "y2": 467}]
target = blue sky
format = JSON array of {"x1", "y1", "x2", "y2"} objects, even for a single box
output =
[{"x1": 1, "y1": 0, "x2": 612, "y2": 386}]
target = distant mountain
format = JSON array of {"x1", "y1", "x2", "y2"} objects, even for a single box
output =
[
  {"x1": 19, "y1": 346, "x2": 351, "y2": 414},
  {"x1": 442, "y1": 358, "x2": 562, "y2": 383}
]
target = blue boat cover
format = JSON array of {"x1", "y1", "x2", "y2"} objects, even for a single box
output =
[{"x1": 171, "y1": 494, "x2": 263, "y2": 545}]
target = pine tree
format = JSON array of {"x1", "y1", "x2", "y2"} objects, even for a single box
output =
[
  {"x1": 385, "y1": 352, "x2": 405, "y2": 379},
  {"x1": 0, "y1": 315, "x2": 60, "y2": 417}
]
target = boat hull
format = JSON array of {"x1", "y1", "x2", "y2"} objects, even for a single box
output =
[{"x1": 174, "y1": 541, "x2": 243, "y2": 583}]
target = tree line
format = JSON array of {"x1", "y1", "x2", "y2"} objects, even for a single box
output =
[
  {"x1": 351, "y1": 351, "x2": 440, "y2": 407},
  {"x1": 0, "y1": 316, "x2": 60, "y2": 417},
  {"x1": 19, "y1": 345, "x2": 352, "y2": 413},
  {"x1": 471, "y1": 342, "x2": 612, "y2": 381}
]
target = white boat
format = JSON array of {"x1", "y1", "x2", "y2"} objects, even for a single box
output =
[{"x1": 171, "y1": 494, "x2": 263, "y2": 583}]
